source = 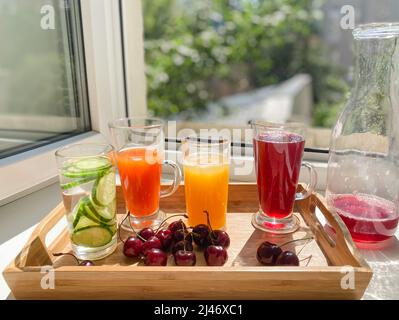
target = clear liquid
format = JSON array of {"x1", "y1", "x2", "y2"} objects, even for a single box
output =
[{"x1": 60, "y1": 157, "x2": 117, "y2": 260}]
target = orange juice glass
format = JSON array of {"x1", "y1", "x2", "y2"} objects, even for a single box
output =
[
  {"x1": 109, "y1": 118, "x2": 181, "y2": 230},
  {"x1": 182, "y1": 137, "x2": 230, "y2": 230}
]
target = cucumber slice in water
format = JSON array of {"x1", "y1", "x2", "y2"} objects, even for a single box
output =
[
  {"x1": 74, "y1": 158, "x2": 110, "y2": 171},
  {"x1": 61, "y1": 176, "x2": 97, "y2": 190},
  {"x1": 84, "y1": 201, "x2": 115, "y2": 223},
  {"x1": 108, "y1": 223, "x2": 117, "y2": 236},
  {"x1": 103, "y1": 200, "x2": 116, "y2": 220},
  {"x1": 62, "y1": 157, "x2": 111, "y2": 178},
  {"x1": 74, "y1": 215, "x2": 101, "y2": 231},
  {"x1": 63, "y1": 171, "x2": 101, "y2": 179},
  {"x1": 71, "y1": 226, "x2": 113, "y2": 247},
  {"x1": 92, "y1": 171, "x2": 116, "y2": 206},
  {"x1": 72, "y1": 197, "x2": 89, "y2": 228}
]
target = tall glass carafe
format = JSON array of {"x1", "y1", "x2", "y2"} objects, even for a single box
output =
[{"x1": 326, "y1": 23, "x2": 399, "y2": 245}]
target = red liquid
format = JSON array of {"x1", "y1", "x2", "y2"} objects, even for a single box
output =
[
  {"x1": 330, "y1": 194, "x2": 399, "y2": 243},
  {"x1": 254, "y1": 132, "x2": 305, "y2": 219}
]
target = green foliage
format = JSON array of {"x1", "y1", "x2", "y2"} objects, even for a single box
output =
[
  {"x1": 340, "y1": 41, "x2": 395, "y2": 135},
  {"x1": 143, "y1": 0, "x2": 348, "y2": 125}
]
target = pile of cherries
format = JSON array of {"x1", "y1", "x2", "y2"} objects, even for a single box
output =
[
  {"x1": 53, "y1": 220, "x2": 312, "y2": 268},
  {"x1": 256, "y1": 237, "x2": 313, "y2": 266},
  {"x1": 122, "y1": 211, "x2": 230, "y2": 266}
]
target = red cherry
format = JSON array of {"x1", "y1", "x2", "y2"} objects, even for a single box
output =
[
  {"x1": 256, "y1": 241, "x2": 282, "y2": 265},
  {"x1": 275, "y1": 251, "x2": 299, "y2": 266},
  {"x1": 123, "y1": 236, "x2": 143, "y2": 258},
  {"x1": 206, "y1": 230, "x2": 230, "y2": 248},
  {"x1": 172, "y1": 240, "x2": 193, "y2": 254},
  {"x1": 156, "y1": 229, "x2": 173, "y2": 251},
  {"x1": 174, "y1": 250, "x2": 196, "y2": 266},
  {"x1": 142, "y1": 236, "x2": 162, "y2": 256},
  {"x1": 144, "y1": 248, "x2": 168, "y2": 266},
  {"x1": 168, "y1": 220, "x2": 186, "y2": 233},
  {"x1": 139, "y1": 228, "x2": 155, "y2": 241},
  {"x1": 53, "y1": 252, "x2": 94, "y2": 266},
  {"x1": 192, "y1": 224, "x2": 210, "y2": 248},
  {"x1": 204, "y1": 245, "x2": 228, "y2": 266},
  {"x1": 173, "y1": 229, "x2": 193, "y2": 243}
]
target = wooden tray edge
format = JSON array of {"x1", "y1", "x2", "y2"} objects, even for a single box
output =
[{"x1": 3, "y1": 183, "x2": 374, "y2": 299}]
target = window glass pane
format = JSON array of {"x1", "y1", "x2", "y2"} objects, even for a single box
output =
[
  {"x1": 0, "y1": 0, "x2": 90, "y2": 158},
  {"x1": 142, "y1": 0, "x2": 398, "y2": 149}
]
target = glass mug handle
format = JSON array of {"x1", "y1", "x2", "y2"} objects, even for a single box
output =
[
  {"x1": 295, "y1": 162, "x2": 318, "y2": 200},
  {"x1": 160, "y1": 160, "x2": 182, "y2": 198}
]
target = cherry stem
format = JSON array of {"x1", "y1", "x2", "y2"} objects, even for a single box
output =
[
  {"x1": 53, "y1": 252, "x2": 79, "y2": 265},
  {"x1": 279, "y1": 236, "x2": 314, "y2": 249},
  {"x1": 297, "y1": 238, "x2": 313, "y2": 257},
  {"x1": 181, "y1": 222, "x2": 188, "y2": 252},
  {"x1": 203, "y1": 211, "x2": 215, "y2": 245},
  {"x1": 155, "y1": 214, "x2": 189, "y2": 234},
  {"x1": 118, "y1": 212, "x2": 130, "y2": 244},
  {"x1": 299, "y1": 254, "x2": 313, "y2": 267},
  {"x1": 127, "y1": 214, "x2": 146, "y2": 242}
]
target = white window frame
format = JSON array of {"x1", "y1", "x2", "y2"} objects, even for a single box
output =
[
  {"x1": 0, "y1": 0, "x2": 126, "y2": 206},
  {"x1": 120, "y1": 0, "x2": 147, "y2": 116}
]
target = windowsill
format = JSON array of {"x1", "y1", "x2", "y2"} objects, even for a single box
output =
[
  {"x1": 0, "y1": 130, "x2": 329, "y2": 208},
  {"x1": 0, "y1": 131, "x2": 107, "y2": 206}
]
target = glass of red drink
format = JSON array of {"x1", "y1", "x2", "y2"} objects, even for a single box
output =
[
  {"x1": 109, "y1": 118, "x2": 181, "y2": 230},
  {"x1": 251, "y1": 121, "x2": 317, "y2": 234}
]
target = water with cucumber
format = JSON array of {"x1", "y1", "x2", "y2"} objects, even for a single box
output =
[{"x1": 60, "y1": 156, "x2": 117, "y2": 260}]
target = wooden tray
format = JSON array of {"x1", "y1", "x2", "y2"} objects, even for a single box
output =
[{"x1": 3, "y1": 183, "x2": 372, "y2": 299}]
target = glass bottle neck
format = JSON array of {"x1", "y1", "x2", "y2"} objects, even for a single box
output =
[{"x1": 352, "y1": 37, "x2": 399, "y2": 93}]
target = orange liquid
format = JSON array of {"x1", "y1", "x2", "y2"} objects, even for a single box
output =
[
  {"x1": 184, "y1": 154, "x2": 229, "y2": 229},
  {"x1": 116, "y1": 148, "x2": 162, "y2": 216}
]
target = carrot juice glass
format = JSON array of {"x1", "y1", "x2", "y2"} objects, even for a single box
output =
[
  {"x1": 109, "y1": 118, "x2": 181, "y2": 230},
  {"x1": 182, "y1": 137, "x2": 230, "y2": 230},
  {"x1": 251, "y1": 122, "x2": 317, "y2": 234}
]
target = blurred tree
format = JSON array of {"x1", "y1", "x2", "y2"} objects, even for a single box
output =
[{"x1": 143, "y1": 0, "x2": 348, "y2": 125}]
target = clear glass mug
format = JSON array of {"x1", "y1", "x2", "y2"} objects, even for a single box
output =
[
  {"x1": 109, "y1": 117, "x2": 181, "y2": 230},
  {"x1": 182, "y1": 136, "x2": 230, "y2": 230},
  {"x1": 251, "y1": 121, "x2": 317, "y2": 234},
  {"x1": 55, "y1": 143, "x2": 117, "y2": 260}
]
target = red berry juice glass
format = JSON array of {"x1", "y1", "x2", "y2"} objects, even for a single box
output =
[{"x1": 251, "y1": 121, "x2": 317, "y2": 234}]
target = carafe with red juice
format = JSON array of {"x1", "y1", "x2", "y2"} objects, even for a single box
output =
[{"x1": 326, "y1": 23, "x2": 399, "y2": 245}]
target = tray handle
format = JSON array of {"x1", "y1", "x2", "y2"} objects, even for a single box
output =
[
  {"x1": 296, "y1": 185, "x2": 362, "y2": 267},
  {"x1": 15, "y1": 202, "x2": 65, "y2": 268}
]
